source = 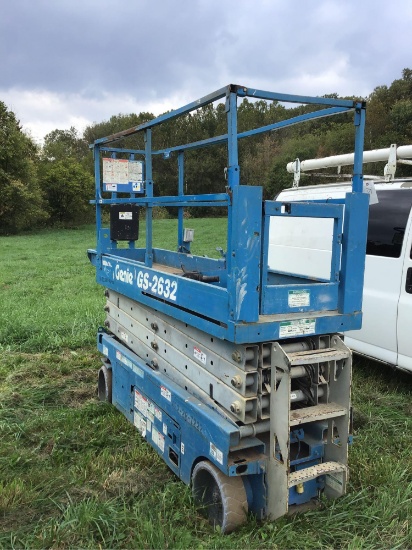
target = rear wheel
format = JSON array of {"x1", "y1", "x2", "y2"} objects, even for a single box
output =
[
  {"x1": 98, "y1": 364, "x2": 112, "y2": 403},
  {"x1": 192, "y1": 460, "x2": 248, "y2": 533}
]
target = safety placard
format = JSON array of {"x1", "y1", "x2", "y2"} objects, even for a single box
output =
[
  {"x1": 152, "y1": 427, "x2": 165, "y2": 453},
  {"x1": 193, "y1": 347, "x2": 207, "y2": 365},
  {"x1": 102, "y1": 158, "x2": 144, "y2": 192},
  {"x1": 288, "y1": 290, "x2": 310, "y2": 307},
  {"x1": 279, "y1": 318, "x2": 316, "y2": 338}
]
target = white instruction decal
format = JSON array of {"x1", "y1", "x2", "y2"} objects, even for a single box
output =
[
  {"x1": 161, "y1": 386, "x2": 171, "y2": 402},
  {"x1": 120, "y1": 331, "x2": 128, "y2": 343},
  {"x1": 146, "y1": 401, "x2": 155, "y2": 423},
  {"x1": 210, "y1": 443, "x2": 224, "y2": 465},
  {"x1": 103, "y1": 158, "x2": 143, "y2": 185},
  {"x1": 181, "y1": 443, "x2": 185, "y2": 455},
  {"x1": 288, "y1": 290, "x2": 310, "y2": 308},
  {"x1": 152, "y1": 427, "x2": 165, "y2": 453},
  {"x1": 134, "y1": 390, "x2": 148, "y2": 417},
  {"x1": 155, "y1": 407, "x2": 162, "y2": 422},
  {"x1": 134, "y1": 411, "x2": 146, "y2": 437},
  {"x1": 127, "y1": 160, "x2": 144, "y2": 183},
  {"x1": 119, "y1": 211, "x2": 133, "y2": 220},
  {"x1": 279, "y1": 318, "x2": 316, "y2": 338},
  {"x1": 193, "y1": 347, "x2": 207, "y2": 365}
]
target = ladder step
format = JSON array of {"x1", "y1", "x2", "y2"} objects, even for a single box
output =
[
  {"x1": 288, "y1": 461, "x2": 347, "y2": 487},
  {"x1": 290, "y1": 402, "x2": 347, "y2": 426},
  {"x1": 287, "y1": 348, "x2": 350, "y2": 366}
]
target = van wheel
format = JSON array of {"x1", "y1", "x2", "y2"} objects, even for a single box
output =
[
  {"x1": 192, "y1": 460, "x2": 248, "y2": 533},
  {"x1": 98, "y1": 364, "x2": 112, "y2": 403}
]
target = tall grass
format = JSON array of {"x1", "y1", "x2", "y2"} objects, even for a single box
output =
[
  {"x1": 0, "y1": 222, "x2": 411, "y2": 548},
  {"x1": 0, "y1": 219, "x2": 227, "y2": 352}
]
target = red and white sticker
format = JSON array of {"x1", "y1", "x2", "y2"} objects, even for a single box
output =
[
  {"x1": 161, "y1": 386, "x2": 171, "y2": 402},
  {"x1": 134, "y1": 390, "x2": 147, "y2": 417},
  {"x1": 194, "y1": 347, "x2": 207, "y2": 365},
  {"x1": 152, "y1": 427, "x2": 165, "y2": 453}
]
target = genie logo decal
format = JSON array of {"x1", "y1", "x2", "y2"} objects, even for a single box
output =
[{"x1": 115, "y1": 264, "x2": 134, "y2": 285}]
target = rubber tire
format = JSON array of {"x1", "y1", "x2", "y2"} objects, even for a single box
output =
[
  {"x1": 98, "y1": 364, "x2": 112, "y2": 403},
  {"x1": 192, "y1": 460, "x2": 248, "y2": 533}
]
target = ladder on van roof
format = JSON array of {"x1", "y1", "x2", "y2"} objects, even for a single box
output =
[{"x1": 288, "y1": 143, "x2": 412, "y2": 187}]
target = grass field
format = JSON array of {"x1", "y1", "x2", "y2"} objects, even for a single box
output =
[{"x1": 0, "y1": 221, "x2": 411, "y2": 549}]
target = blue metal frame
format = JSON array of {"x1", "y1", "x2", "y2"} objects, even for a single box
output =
[
  {"x1": 98, "y1": 330, "x2": 331, "y2": 517},
  {"x1": 88, "y1": 84, "x2": 368, "y2": 344}
]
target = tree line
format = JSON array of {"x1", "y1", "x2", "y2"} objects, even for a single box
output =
[{"x1": 1, "y1": 69, "x2": 412, "y2": 234}]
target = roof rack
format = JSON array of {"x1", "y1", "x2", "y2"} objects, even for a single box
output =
[{"x1": 288, "y1": 144, "x2": 412, "y2": 187}]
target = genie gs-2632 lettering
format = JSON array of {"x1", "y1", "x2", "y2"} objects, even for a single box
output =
[{"x1": 87, "y1": 85, "x2": 368, "y2": 533}]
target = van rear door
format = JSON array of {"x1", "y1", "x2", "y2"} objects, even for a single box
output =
[{"x1": 396, "y1": 197, "x2": 412, "y2": 373}]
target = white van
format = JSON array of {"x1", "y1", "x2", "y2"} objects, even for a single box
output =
[{"x1": 269, "y1": 170, "x2": 412, "y2": 374}]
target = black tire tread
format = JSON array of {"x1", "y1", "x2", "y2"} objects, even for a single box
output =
[{"x1": 192, "y1": 460, "x2": 248, "y2": 534}]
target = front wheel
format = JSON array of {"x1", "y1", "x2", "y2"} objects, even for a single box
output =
[
  {"x1": 192, "y1": 460, "x2": 248, "y2": 533},
  {"x1": 98, "y1": 364, "x2": 112, "y2": 403}
]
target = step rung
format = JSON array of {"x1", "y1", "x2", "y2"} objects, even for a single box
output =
[
  {"x1": 288, "y1": 461, "x2": 346, "y2": 487},
  {"x1": 290, "y1": 402, "x2": 347, "y2": 426},
  {"x1": 287, "y1": 348, "x2": 350, "y2": 366}
]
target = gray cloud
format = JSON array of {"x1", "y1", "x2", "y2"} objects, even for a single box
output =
[
  {"x1": 2, "y1": 0, "x2": 412, "y2": 141},
  {"x1": 2, "y1": 0, "x2": 224, "y2": 96}
]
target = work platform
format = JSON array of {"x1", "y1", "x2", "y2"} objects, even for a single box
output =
[{"x1": 88, "y1": 84, "x2": 368, "y2": 344}]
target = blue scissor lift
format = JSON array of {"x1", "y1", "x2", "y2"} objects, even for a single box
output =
[{"x1": 88, "y1": 85, "x2": 368, "y2": 533}]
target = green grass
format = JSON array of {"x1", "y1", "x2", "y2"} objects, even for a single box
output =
[
  {"x1": 0, "y1": 219, "x2": 227, "y2": 352},
  {"x1": 0, "y1": 221, "x2": 411, "y2": 549}
]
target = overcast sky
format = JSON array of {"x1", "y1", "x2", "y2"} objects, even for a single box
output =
[{"x1": 2, "y1": 0, "x2": 412, "y2": 144}]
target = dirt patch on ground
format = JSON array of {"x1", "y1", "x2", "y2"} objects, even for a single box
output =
[
  {"x1": 101, "y1": 467, "x2": 170, "y2": 497},
  {"x1": 60, "y1": 385, "x2": 97, "y2": 408}
]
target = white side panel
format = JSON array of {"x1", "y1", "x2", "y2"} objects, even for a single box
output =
[
  {"x1": 268, "y1": 216, "x2": 333, "y2": 280},
  {"x1": 344, "y1": 336, "x2": 396, "y2": 365},
  {"x1": 270, "y1": 186, "x2": 347, "y2": 280},
  {"x1": 345, "y1": 255, "x2": 401, "y2": 365},
  {"x1": 396, "y1": 213, "x2": 412, "y2": 371}
]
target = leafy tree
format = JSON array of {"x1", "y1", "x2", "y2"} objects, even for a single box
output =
[
  {"x1": 390, "y1": 99, "x2": 412, "y2": 141},
  {"x1": 41, "y1": 158, "x2": 94, "y2": 225},
  {"x1": 83, "y1": 113, "x2": 154, "y2": 151},
  {"x1": 42, "y1": 127, "x2": 89, "y2": 163},
  {"x1": 0, "y1": 101, "x2": 47, "y2": 234},
  {"x1": 35, "y1": 69, "x2": 412, "y2": 227}
]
